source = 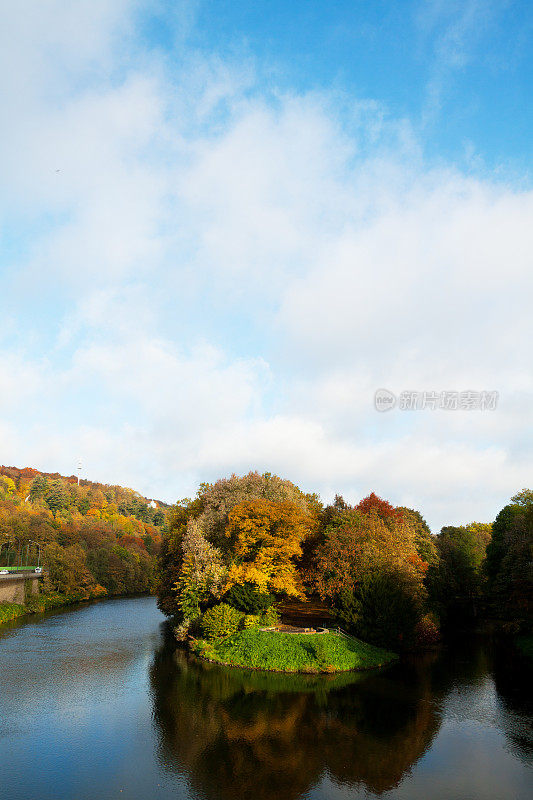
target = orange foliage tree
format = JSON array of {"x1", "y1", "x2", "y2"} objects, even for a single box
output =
[
  {"x1": 225, "y1": 499, "x2": 314, "y2": 597},
  {"x1": 315, "y1": 509, "x2": 427, "y2": 600},
  {"x1": 314, "y1": 498, "x2": 430, "y2": 648},
  {"x1": 355, "y1": 492, "x2": 404, "y2": 526}
]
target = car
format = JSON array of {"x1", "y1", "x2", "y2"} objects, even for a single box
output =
[
  {"x1": 34, "y1": 567, "x2": 42, "y2": 574},
  {"x1": 0, "y1": 569, "x2": 9, "y2": 575}
]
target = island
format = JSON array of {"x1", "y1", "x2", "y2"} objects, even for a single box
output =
[{"x1": 191, "y1": 624, "x2": 397, "y2": 673}]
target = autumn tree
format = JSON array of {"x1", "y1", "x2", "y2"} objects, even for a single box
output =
[
  {"x1": 195, "y1": 471, "x2": 315, "y2": 549},
  {"x1": 174, "y1": 519, "x2": 225, "y2": 622},
  {"x1": 157, "y1": 472, "x2": 318, "y2": 617},
  {"x1": 0, "y1": 475, "x2": 16, "y2": 500},
  {"x1": 355, "y1": 492, "x2": 404, "y2": 526},
  {"x1": 225, "y1": 499, "x2": 314, "y2": 597},
  {"x1": 396, "y1": 507, "x2": 437, "y2": 566},
  {"x1": 43, "y1": 542, "x2": 95, "y2": 597},
  {"x1": 1, "y1": 466, "x2": 164, "y2": 599},
  {"x1": 315, "y1": 503, "x2": 429, "y2": 648}
]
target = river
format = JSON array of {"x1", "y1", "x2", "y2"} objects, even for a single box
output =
[{"x1": 0, "y1": 596, "x2": 531, "y2": 800}]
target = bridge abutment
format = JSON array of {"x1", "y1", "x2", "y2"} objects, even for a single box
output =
[{"x1": 0, "y1": 574, "x2": 43, "y2": 605}]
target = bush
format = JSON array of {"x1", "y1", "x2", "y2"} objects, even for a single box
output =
[
  {"x1": 414, "y1": 614, "x2": 440, "y2": 647},
  {"x1": 258, "y1": 606, "x2": 280, "y2": 627},
  {"x1": 224, "y1": 582, "x2": 274, "y2": 614},
  {"x1": 0, "y1": 603, "x2": 27, "y2": 624},
  {"x1": 241, "y1": 614, "x2": 259, "y2": 629},
  {"x1": 334, "y1": 570, "x2": 422, "y2": 650},
  {"x1": 200, "y1": 603, "x2": 243, "y2": 641}
]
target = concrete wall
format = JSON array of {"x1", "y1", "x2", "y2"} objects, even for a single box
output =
[{"x1": 0, "y1": 574, "x2": 42, "y2": 605}]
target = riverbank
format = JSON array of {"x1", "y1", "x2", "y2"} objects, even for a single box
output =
[
  {"x1": 0, "y1": 589, "x2": 156, "y2": 625},
  {"x1": 0, "y1": 592, "x2": 101, "y2": 624},
  {"x1": 191, "y1": 627, "x2": 397, "y2": 673}
]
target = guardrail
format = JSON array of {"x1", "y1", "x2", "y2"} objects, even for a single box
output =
[
  {"x1": 0, "y1": 566, "x2": 41, "y2": 573},
  {"x1": 0, "y1": 569, "x2": 45, "y2": 577}
]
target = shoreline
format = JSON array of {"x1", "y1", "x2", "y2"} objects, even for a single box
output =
[
  {"x1": 183, "y1": 627, "x2": 398, "y2": 675},
  {"x1": 189, "y1": 647, "x2": 397, "y2": 674},
  {"x1": 0, "y1": 591, "x2": 156, "y2": 626}
]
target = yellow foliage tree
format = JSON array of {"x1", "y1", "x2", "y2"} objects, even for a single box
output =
[
  {"x1": 0, "y1": 476, "x2": 16, "y2": 499},
  {"x1": 225, "y1": 499, "x2": 313, "y2": 597}
]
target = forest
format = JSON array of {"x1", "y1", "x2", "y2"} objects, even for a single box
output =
[
  {"x1": 0, "y1": 465, "x2": 168, "y2": 620},
  {"x1": 2, "y1": 465, "x2": 530, "y2": 653},
  {"x1": 157, "y1": 472, "x2": 532, "y2": 654}
]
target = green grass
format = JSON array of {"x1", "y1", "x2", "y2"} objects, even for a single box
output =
[
  {"x1": 193, "y1": 628, "x2": 397, "y2": 673},
  {"x1": 0, "y1": 603, "x2": 28, "y2": 623},
  {"x1": 516, "y1": 634, "x2": 533, "y2": 659}
]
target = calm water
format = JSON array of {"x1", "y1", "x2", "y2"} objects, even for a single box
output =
[{"x1": 0, "y1": 597, "x2": 531, "y2": 800}]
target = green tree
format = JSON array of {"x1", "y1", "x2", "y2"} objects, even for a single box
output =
[
  {"x1": 485, "y1": 491, "x2": 533, "y2": 629},
  {"x1": 45, "y1": 480, "x2": 71, "y2": 516},
  {"x1": 157, "y1": 495, "x2": 204, "y2": 617},
  {"x1": 427, "y1": 523, "x2": 491, "y2": 625},
  {"x1": 174, "y1": 519, "x2": 225, "y2": 622},
  {"x1": 29, "y1": 475, "x2": 49, "y2": 503}
]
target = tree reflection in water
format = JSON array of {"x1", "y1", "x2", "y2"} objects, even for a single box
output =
[
  {"x1": 149, "y1": 626, "x2": 441, "y2": 799},
  {"x1": 492, "y1": 644, "x2": 533, "y2": 762}
]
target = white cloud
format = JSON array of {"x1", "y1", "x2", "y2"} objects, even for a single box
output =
[{"x1": 0, "y1": 1, "x2": 531, "y2": 531}]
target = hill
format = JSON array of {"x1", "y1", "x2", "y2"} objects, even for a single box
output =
[{"x1": 0, "y1": 465, "x2": 169, "y2": 619}]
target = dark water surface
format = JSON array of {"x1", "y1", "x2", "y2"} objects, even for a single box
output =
[{"x1": 0, "y1": 597, "x2": 531, "y2": 800}]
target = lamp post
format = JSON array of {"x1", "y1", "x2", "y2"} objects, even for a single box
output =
[{"x1": 29, "y1": 541, "x2": 42, "y2": 569}]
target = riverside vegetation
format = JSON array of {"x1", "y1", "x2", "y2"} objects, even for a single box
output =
[
  {"x1": 1, "y1": 466, "x2": 530, "y2": 672},
  {"x1": 0, "y1": 465, "x2": 168, "y2": 622},
  {"x1": 157, "y1": 473, "x2": 532, "y2": 672}
]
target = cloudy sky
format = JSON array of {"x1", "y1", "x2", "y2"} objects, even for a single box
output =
[{"x1": 1, "y1": 0, "x2": 532, "y2": 530}]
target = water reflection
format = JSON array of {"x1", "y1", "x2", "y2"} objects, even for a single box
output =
[
  {"x1": 149, "y1": 627, "x2": 442, "y2": 798},
  {"x1": 493, "y1": 645, "x2": 533, "y2": 761},
  {"x1": 1, "y1": 598, "x2": 531, "y2": 800}
]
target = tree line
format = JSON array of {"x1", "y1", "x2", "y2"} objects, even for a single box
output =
[{"x1": 157, "y1": 472, "x2": 532, "y2": 649}]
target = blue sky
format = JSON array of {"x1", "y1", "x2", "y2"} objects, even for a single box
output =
[
  {"x1": 0, "y1": 0, "x2": 532, "y2": 530},
  {"x1": 154, "y1": 0, "x2": 533, "y2": 168}
]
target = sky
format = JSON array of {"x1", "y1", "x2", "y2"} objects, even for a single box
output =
[{"x1": 1, "y1": 0, "x2": 532, "y2": 531}]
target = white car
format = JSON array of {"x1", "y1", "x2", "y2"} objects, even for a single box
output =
[
  {"x1": 34, "y1": 567, "x2": 42, "y2": 574},
  {"x1": 0, "y1": 569, "x2": 9, "y2": 575}
]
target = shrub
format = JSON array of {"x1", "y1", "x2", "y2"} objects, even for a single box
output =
[
  {"x1": 258, "y1": 606, "x2": 280, "y2": 627},
  {"x1": 224, "y1": 582, "x2": 274, "y2": 614},
  {"x1": 414, "y1": 614, "x2": 441, "y2": 647},
  {"x1": 0, "y1": 603, "x2": 27, "y2": 624},
  {"x1": 241, "y1": 614, "x2": 259, "y2": 629},
  {"x1": 200, "y1": 603, "x2": 243, "y2": 641}
]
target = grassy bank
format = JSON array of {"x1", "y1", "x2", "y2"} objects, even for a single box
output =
[
  {"x1": 0, "y1": 591, "x2": 104, "y2": 625},
  {"x1": 192, "y1": 628, "x2": 397, "y2": 673},
  {"x1": 0, "y1": 595, "x2": 81, "y2": 625}
]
